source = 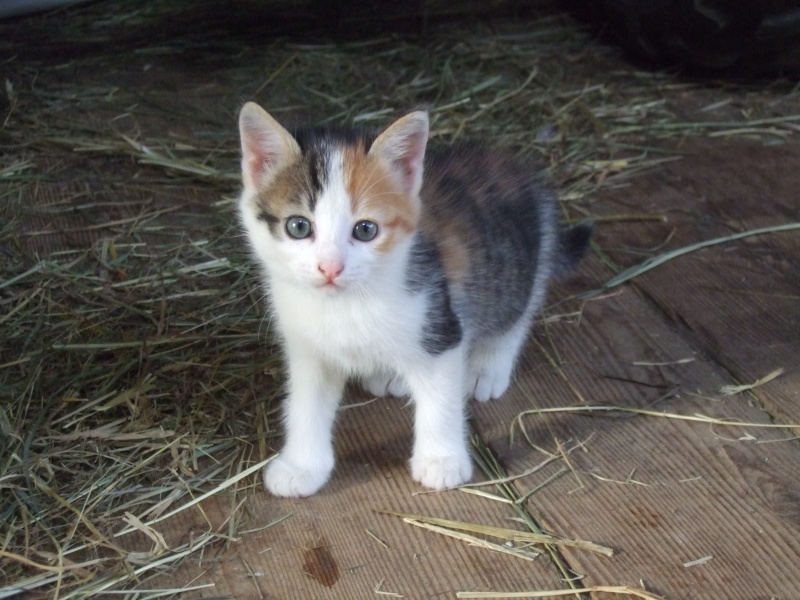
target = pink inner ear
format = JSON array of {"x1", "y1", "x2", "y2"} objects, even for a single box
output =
[
  {"x1": 382, "y1": 134, "x2": 427, "y2": 199},
  {"x1": 404, "y1": 144, "x2": 426, "y2": 197},
  {"x1": 399, "y1": 140, "x2": 425, "y2": 193},
  {"x1": 244, "y1": 138, "x2": 271, "y2": 182},
  {"x1": 239, "y1": 104, "x2": 296, "y2": 189},
  {"x1": 241, "y1": 127, "x2": 280, "y2": 188},
  {"x1": 371, "y1": 112, "x2": 429, "y2": 198}
]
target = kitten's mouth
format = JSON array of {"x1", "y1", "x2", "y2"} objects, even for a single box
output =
[{"x1": 318, "y1": 280, "x2": 344, "y2": 292}]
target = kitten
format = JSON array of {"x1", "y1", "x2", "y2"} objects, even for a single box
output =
[{"x1": 237, "y1": 102, "x2": 591, "y2": 497}]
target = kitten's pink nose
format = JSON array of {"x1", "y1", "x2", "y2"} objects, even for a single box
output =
[{"x1": 318, "y1": 262, "x2": 344, "y2": 282}]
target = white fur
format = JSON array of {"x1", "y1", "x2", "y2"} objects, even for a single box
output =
[{"x1": 406, "y1": 344, "x2": 473, "y2": 488}]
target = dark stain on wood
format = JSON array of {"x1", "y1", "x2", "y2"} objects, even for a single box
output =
[
  {"x1": 303, "y1": 537, "x2": 340, "y2": 587},
  {"x1": 628, "y1": 506, "x2": 664, "y2": 529}
]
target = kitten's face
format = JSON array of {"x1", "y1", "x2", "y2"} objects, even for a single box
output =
[
  {"x1": 244, "y1": 147, "x2": 415, "y2": 293},
  {"x1": 238, "y1": 103, "x2": 428, "y2": 294}
]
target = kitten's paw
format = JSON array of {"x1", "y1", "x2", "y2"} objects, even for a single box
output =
[
  {"x1": 362, "y1": 372, "x2": 411, "y2": 398},
  {"x1": 263, "y1": 456, "x2": 332, "y2": 498},
  {"x1": 469, "y1": 368, "x2": 512, "y2": 402},
  {"x1": 410, "y1": 453, "x2": 473, "y2": 490},
  {"x1": 387, "y1": 375, "x2": 411, "y2": 397}
]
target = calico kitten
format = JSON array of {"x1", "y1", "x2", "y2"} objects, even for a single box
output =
[{"x1": 237, "y1": 102, "x2": 591, "y2": 497}]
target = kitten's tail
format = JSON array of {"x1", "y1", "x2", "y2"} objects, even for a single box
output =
[{"x1": 554, "y1": 221, "x2": 593, "y2": 277}]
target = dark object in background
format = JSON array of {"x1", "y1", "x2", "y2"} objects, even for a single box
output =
[{"x1": 569, "y1": 0, "x2": 800, "y2": 76}]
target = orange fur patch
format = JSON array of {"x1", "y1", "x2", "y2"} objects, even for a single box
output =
[
  {"x1": 254, "y1": 159, "x2": 306, "y2": 218},
  {"x1": 343, "y1": 147, "x2": 419, "y2": 253},
  {"x1": 437, "y1": 232, "x2": 471, "y2": 283}
]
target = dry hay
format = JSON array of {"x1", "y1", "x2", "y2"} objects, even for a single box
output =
[{"x1": 2, "y1": 0, "x2": 800, "y2": 598}]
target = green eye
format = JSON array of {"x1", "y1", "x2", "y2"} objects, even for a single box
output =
[
  {"x1": 285, "y1": 216, "x2": 312, "y2": 239},
  {"x1": 352, "y1": 220, "x2": 378, "y2": 242}
]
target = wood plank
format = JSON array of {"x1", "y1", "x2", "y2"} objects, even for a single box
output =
[{"x1": 592, "y1": 138, "x2": 800, "y2": 425}]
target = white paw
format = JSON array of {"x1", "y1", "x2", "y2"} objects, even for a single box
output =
[
  {"x1": 362, "y1": 372, "x2": 411, "y2": 397},
  {"x1": 263, "y1": 455, "x2": 332, "y2": 498},
  {"x1": 410, "y1": 453, "x2": 473, "y2": 490},
  {"x1": 469, "y1": 367, "x2": 512, "y2": 402}
]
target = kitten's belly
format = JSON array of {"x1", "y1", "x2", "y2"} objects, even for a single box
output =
[{"x1": 272, "y1": 285, "x2": 427, "y2": 373}]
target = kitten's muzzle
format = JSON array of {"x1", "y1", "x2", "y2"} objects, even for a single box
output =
[{"x1": 318, "y1": 261, "x2": 344, "y2": 284}]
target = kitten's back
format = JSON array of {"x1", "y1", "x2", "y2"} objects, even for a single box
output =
[{"x1": 418, "y1": 144, "x2": 561, "y2": 338}]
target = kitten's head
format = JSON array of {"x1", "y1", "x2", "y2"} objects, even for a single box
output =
[{"x1": 238, "y1": 102, "x2": 428, "y2": 294}]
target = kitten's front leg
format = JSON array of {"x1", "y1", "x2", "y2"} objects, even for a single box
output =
[
  {"x1": 263, "y1": 340, "x2": 345, "y2": 497},
  {"x1": 406, "y1": 345, "x2": 473, "y2": 489}
]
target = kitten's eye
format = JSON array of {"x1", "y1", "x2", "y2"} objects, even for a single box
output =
[
  {"x1": 352, "y1": 220, "x2": 378, "y2": 242},
  {"x1": 285, "y1": 216, "x2": 312, "y2": 239}
]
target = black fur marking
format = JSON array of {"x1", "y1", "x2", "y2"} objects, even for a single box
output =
[
  {"x1": 257, "y1": 210, "x2": 281, "y2": 235},
  {"x1": 421, "y1": 288, "x2": 463, "y2": 355},
  {"x1": 306, "y1": 153, "x2": 323, "y2": 212},
  {"x1": 294, "y1": 126, "x2": 376, "y2": 151},
  {"x1": 293, "y1": 126, "x2": 377, "y2": 212},
  {"x1": 406, "y1": 234, "x2": 463, "y2": 355}
]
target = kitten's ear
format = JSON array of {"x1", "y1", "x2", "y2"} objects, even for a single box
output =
[
  {"x1": 370, "y1": 111, "x2": 429, "y2": 197},
  {"x1": 239, "y1": 102, "x2": 300, "y2": 189}
]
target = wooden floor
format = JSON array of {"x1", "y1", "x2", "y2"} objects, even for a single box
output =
[
  {"x1": 160, "y1": 139, "x2": 800, "y2": 600},
  {"x1": 3, "y1": 5, "x2": 799, "y2": 600}
]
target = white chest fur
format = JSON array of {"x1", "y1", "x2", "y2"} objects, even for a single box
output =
[{"x1": 268, "y1": 276, "x2": 429, "y2": 375}]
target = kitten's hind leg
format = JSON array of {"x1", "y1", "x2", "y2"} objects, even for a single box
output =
[
  {"x1": 362, "y1": 371, "x2": 411, "y2": 398},
  {"x1": 468, "y1": 268, "x2": 553, "y2": 403},
  {"x1": 467, "y1": 317, "x2": 531, "y2": 402},
  {"x1": 406, "y1": 345, "x2": 473, "y2": 490},
  {"x1": 263, "y1": 340, "x2": 346, "y2": 497}
]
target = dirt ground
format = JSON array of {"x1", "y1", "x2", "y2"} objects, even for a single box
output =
[{"x1": 1, "y1": 2, "x2": 799, "y2": 600}]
